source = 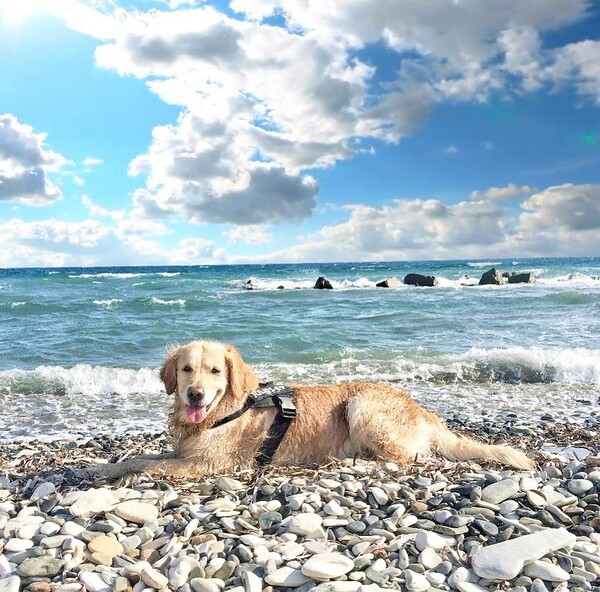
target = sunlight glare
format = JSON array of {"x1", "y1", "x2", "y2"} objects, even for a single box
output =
[{"x1": 0, "y1": 0, "x2": 45, "y2": 26}]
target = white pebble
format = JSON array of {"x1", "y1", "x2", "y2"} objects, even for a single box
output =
[
  {"x1": 79, "y1": 572, "x2": 112, "y2": 592},
  {"x1": 523, "y1": 560, "x2": 570, "y2": 582},
  {"x1": 471, "y1": 527, "x2": 576, "y2": 581},
  {"x1": 288, "y1": 513, "x2": 323, "y2": 536},
  {"x1": 323, "y1": 500, "x2": 345, "y2": 516},
  {"x1": 4, "y1": 540, "x2": 33, "y2": 553},
  {"x1": 265, "y1": 566, "x2": 312, "y2": 588},
  {"x1": 405, "y1": 570, "x2": 430, "y2": 592},
  {"x1": 415, "y1": 530, "x2": 455, "y2": 551},
  {"x1": 0, "y1": 576, "x2": 20, "y2": 592},
  {"x1": 301, "y1": 553, "x2": 354, "y2": 581},
  {"x1": 419, "y1": 547, "x2": 442, "y2": 569}
]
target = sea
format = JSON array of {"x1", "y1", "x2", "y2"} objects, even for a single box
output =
[{"x1": 1, "y1": 257, "x2": 599, "y2": 442}]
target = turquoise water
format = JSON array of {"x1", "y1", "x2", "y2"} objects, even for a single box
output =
[{"x1": 1, "y1": 257, "x2": 599, "y2": 440}]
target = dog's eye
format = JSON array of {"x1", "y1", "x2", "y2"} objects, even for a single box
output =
[
  {"x1": 182, "y1": 365, "x2": 192, "y2": 373},
  {"x1": 211, "y1": 368, "x2": 221, "y2": 374}
]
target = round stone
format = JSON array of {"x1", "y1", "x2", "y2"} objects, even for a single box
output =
[
  {"x1": 499, "y1": 500, "x2": 519, "y2": 515},
  {"x1": 78, "y1": 573, "x2": 111, "y2": 592},
  {"x1": 457, "y1": 583, "x2": 489, "y2": 592},
  {"x1": 523, "y1": 560, "x2": 570, "y2": 582},
  {"x1": 448, "y1": 566, "x2": 471, "y2": 589},
  {"x1": 17, "y1": 557, "x2": 64, "y2": 578},
  {"x1": 415, "y1": 531, "x2": 454, "y2": 551},
  {"x1": 265, "y1": 567, "x2": 312, "y2": 588},
  {"x1": 216, "y1": 477, "x2": 244, "y2": 492},
  {"x1": 141, "y1": 567, "x2": 169, "y2": 589},
  {"x1": 481, "y1": 479, "x2": 519, "y2": 504},
  {"x1": 419, "y1": 548, "x2": 442, "y2": 569},
  {"x1": 288, "y1": 513, "x2": 323, "y2": 536},
  {"x1": 4, "y1": 539, "x2": 33, "y2": 553},
  {"x1": 190, "y1": 579, "x2": 220, "y2": 592},
  {"x1": 567, "y1": 479, "x2": 594, "y2": 495},
  {"x1": 30, "y1": 482, "x2": 56, "y2": 502},
  {"x1": 369, "y1": 487, "x2": 388, "y2": 505},
  {"x1": 323, "y1": 500, "x2": 345, "y2": 516},
  {"x1": 0, "y1": 576, "x2": 20, "y2": 592},
  {"x1": 69, "y1": 488, "x2": 118, "y2": 518},
  {"x1": 170, "y1": 561, "x2": 192, "y2": 589},
  {"x1": 526, "y1": 490, "x2": 547, "y2": 508},
  {"x1": 405, "y1": 570, "x2": 430, "y2": 592},
  {"x1": 347, "y1": 520, "x2": 366, "y2": 534},
  {"x1": 114, "y1": 501, "x2": 159, "y2": 525},
  {"x1": 88, "y1": 535, "x2": 124, "y2": 558},
  {"x1": 301, "y1": 553, "x2": 354, "y2": 581}
]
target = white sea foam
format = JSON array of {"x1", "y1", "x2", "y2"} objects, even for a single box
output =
[
  {"x1": 254, "y1": 346, "x2": 600, "y2": 386},
  {"x1": 240, "y1": 273, "x2": 600, "y2": 291},
  {"x1": 538, "y1": 272, "x2": 600, "y2": 288},
  {"x1": 1, "y1": 347, "x2": 598, "y2": 442},
  {"x1": 0, "y1": 365, "x2": 167, "y2": 442},
  {"x1": 151, "y1": 297, "x2": 186, "y2": 306},
  {"x1": 467, "y1": 261, "x2": 502, "y2": 268},
  {"x1": 92, "y1": 298, "x2": 123, "y2": 307},
  {"x1": 70, "y1": 273, "x2": 143, "y2": 279},
  {"x1": 0, "y1": 364, "x2": 164, "y2": 396},
  {"x1": 461, "y1": 346, "x2": 600, "y2": 384},
  {"x1": 157, "y1": 272, "x2": 181, "y2": 277},
  {"x1": 10, "y1": 301, "x2": 27, "y2": 308}
]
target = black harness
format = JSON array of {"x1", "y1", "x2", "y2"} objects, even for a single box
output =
[{"x1": 210, "y1": 382, "x2": 297, "y2": 466}]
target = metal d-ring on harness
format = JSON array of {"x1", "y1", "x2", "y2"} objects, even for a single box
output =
[{"x1": 209, "y1": 382, "x2": 297, "y2": 467}]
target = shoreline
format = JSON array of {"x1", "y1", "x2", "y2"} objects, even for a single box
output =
[{"x1": 1, "y1": 417, "x2": 599, "y2": 592}]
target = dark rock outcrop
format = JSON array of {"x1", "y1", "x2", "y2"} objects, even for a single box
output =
[
  {"x1": 479, "y1": 268, "x2": 504, "y2": 285},
  {"x1": 508, "y1": 273, "x2": 536, "y2": 284},
  {"x1": 403, "y1": 273, "x2": 438, "y2": 287},
  {"x1": 245, "y1": 279, "x2": 258, "y2": 290},
  {"x1": 376, "y1": 277, "x2": 398, "y2": 288},
  {"x1": 314, "y1": 276, "x2": 333, "y2": 289}
]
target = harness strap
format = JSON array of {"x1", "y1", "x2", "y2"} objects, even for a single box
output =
[
  {"x1": 208, "y1": 382, "x2": 297, "y2": 466},
  {"x1": 210, "y1": 398, "x2": 255, "y2": 429}
]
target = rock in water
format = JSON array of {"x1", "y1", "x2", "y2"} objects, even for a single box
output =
[
  {"x1": 314, "y1": 276, "x2": 333, "y2": 289},
  {"x1": 376, "y1": 277, "x2": 398, "y2": 288},
  {"x1": 479, "y1": 268, "x2": 504, "y2": 285},
  {"x1": 508, "y1": 273, "x2": 536, "y2": 284},
  {"x1": 403, "y1": 273, "x2": 438, "y2": 287}
]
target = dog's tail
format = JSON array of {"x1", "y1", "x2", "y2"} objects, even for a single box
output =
[{"x1": 433, "y1": 423, "x2": 534, "y2": 470}]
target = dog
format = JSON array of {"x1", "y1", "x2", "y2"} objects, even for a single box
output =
[{"x1": 84, "y1": 340, "x2": 533, "y2": 480}]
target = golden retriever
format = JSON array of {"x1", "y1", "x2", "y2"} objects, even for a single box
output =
[{"x1": 85, "y1": 340, "x2": 533, "y2": 480}]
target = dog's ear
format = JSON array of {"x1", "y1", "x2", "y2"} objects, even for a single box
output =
[
  {"x1": 225, "y1": 345, "x2": 259, "y2": 399},
  {"x1": 160, "y1": 348, "x2": 179, "y2": 395}
]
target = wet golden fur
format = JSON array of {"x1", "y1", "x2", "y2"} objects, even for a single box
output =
[{"x1": 85, "y1": 340, "x2": 533, "y2": 480}]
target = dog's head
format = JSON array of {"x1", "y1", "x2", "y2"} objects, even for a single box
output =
[{"x1": 160, "y1": 340, "x2": 259, "y2": 425}]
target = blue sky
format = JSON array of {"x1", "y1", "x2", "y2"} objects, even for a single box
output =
[{"x1": 0, "y1": 0, "x2": 599, "y2": 266}]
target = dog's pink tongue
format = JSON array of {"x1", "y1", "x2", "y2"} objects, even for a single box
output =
[{"x1": 186, "y1": 405, "x2": 207, "y2": 423}]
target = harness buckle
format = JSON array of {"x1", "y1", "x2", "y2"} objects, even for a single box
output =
[{"x1": 277, "y1": 396, "x2": 297, "y2": 419}]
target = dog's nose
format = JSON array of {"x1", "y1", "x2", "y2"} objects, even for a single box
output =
[{"x1": 187, "y1": 386, "x2": 204, "y2": 406}]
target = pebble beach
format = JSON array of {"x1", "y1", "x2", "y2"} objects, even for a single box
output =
[
  {"x1": 1, "y1": 413, "x2": 600, "y2": 592},
  {"x1": 2, "y1": 260, "x2": 600, "y2": 591}
]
